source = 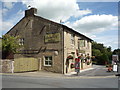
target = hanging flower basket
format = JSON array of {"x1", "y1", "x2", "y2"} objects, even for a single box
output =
[
  {"x1": 78, "y1": 56, "x2": 81, "y2": 59},
  {"x1": 84, "y1": 58, "x2": 87, "y2": 62},
  {"x1": 87, "y1": 61, "x2": 90, "y2": 65},
  {"x1": 86, "y1": 56, "x2": 91, "y2": 59},
  {"x1": 71, "y1": 63, "x2": 75, "y2": 68},
  {"x1": 67, "y1": 55, "x2": 73, "y2": 59},
  {"x1": 83, "y1": 60, "x2": 86, "y2": 63}
]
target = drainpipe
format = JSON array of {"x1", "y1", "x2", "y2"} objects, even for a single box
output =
[{"x1": 62, "y1": 26, "x2": 65, "y2": 74}]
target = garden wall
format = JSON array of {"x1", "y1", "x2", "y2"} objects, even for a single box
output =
[{"x1": 0, "y1": 59, "x2": 14, "y2": 73}]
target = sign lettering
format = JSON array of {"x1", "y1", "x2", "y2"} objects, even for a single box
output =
[{"x1": 45, "y1": 33, "x2": 60, "y2": 43}]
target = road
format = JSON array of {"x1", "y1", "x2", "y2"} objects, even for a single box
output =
[
  {"x1": 1, "y1": 65, "x2": 119, "y2": 88},
  {"x1": 77, "y1": 65, "x2": 118, "y2": 76},
  {"x1": 2, "y1": 75, "x2": 118, "y2": 88}
]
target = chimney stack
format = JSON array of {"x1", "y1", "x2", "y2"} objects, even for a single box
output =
[{"x1": 25, "y1": 8, "x2": 37, "y2": 17}]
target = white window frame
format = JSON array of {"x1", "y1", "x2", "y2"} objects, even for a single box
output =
[
  {"x1": 79, "y1": 39, "x2": 85, "y2": 47},
  {"x1": 19, "y1": 38, "x2": 24, "y2": 45},
  {"x1": 44, "y1": 56, "x2": 52, "y2": 66},
  {"x1": 87, "y1": 41, "x2": 89, "y2": 49},
  {"x1": 71, "y1": 34, "x2": 75, "y2": 45}
]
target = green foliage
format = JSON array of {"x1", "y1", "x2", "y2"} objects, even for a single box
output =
[
  {"x1": 92, "y1": 49, "x2": 102, "y2": 56},
  {"x1": 0, "y1": 38, "x2": 2, "y2": 50},
  {"x1": 2, "y1": 34, "x2": 20, "y2": 53},
  {"x1": 92, "y1": 41, "x2": 112, "y2": 65},
  {"x1": 113, "y1": 49, "x2": 120, "y2": 60},
  {"x1": 98, "y1": 53, "x2": 109, "y2": 65}
]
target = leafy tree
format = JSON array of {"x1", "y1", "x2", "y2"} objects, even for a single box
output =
[
  {"x1": 92, "y1": 49, "x2": 102, "y2": 56},
  {"x1": 107, "y1": 46, "x2": 112, "y2": 52},
  {"x1": 113, "y1": 48, "x2": 120, "y2": 60},
  {"x1": 92, "y1": 42, "x2": 105, "y2": 53},
  {"x1": 92, "y1": 41, "x2": 112, "y2": 65},
  {"x1": 98, "y1": 53, "x2": 109, "y2": 65},
  {"x1": 2, "y1": 34, "x2": 20, "y2": 59}
]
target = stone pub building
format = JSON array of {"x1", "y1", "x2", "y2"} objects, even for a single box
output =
[{"x1": 6, "y1": 8, "x2": 92, "y2": 74}]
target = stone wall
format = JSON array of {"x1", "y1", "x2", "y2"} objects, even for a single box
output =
[
  {"x1": 7, "y1": 15, "x2": 64, "y2": 74},
  {"x1": 0, "y1": 59, "x2": 14, "y2": 73},
  {"x1": 63, "y1": 29, "x2": 92, "y2": 74}
]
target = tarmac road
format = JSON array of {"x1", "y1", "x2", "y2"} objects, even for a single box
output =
[
  {"x1": 1, "y1": 65, "x2": 119, "y2": 88},
  {"x1": 76, "y1": 65, "x2": 118, "y2": 76},
  {"x1": 2, "y1": 75, "x2": 118, "y2": 88}
]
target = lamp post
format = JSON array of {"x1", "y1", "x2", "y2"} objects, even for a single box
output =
[
  {"x1": 116, "y1": 63, "x2": 120, "y2": 90},
  {"x1": 117, "y1": 52, "x2": 120, "y2": 90},
  {"x1": 115, "y1": 53, "x2": 120, "y2": 90},
  {"x1": 117, "y1": 59, "x2": 120, "y2": 90}
]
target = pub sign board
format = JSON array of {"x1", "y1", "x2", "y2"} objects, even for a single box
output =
[{"x1": 45, "y1": 33, "x2": 60, "y2": 43}]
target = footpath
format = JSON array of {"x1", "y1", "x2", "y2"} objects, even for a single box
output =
[{"x1": 1, "y1": 65, "x2": 117, "y2": 78}]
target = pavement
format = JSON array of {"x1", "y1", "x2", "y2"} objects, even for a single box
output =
[{"x1": 1, "y1": 65, "x2": 118, "y2": 78}]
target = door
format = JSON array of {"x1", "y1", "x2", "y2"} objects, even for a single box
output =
[{"x1": 14, "y1": 57, "x2": 39, "y2": 72}]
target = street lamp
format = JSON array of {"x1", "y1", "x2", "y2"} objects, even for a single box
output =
[{"x1": 115, "y1": 54, "x2": 120, "y2": 90}]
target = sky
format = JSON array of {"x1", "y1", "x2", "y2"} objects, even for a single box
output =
[{"x1": 0, "y1": 0, "x2": 119, "y2": 51}]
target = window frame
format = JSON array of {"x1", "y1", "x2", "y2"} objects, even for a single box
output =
[
  {"x1": 71, "y1": 34, "x2": 75, "y2": 45},
  {"x1": 79, "y1": 39, "x2": 85, "y2": 47},
  {"x1": 44, "y1": 56, "x2": 53, "y2": 66},
  {"x1": 87, "y1": 41, "x2": 89, "y2": 49},
  {"x1": 19, "y1": 38, "x2": 24, "y2": 46}
]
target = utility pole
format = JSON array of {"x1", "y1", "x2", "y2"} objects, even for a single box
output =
[
  {"x1": 115, "y1": 53, "x2": 120, "y2": 90},
  {"x1": 117, "y1": 55, "x2": 120, "y2": 90},
  {"x1": 116, "y1": 63, "x2": 120, "y2": 90}
]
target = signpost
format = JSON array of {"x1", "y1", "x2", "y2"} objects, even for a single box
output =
[
  {"x1": 113, "y1": 54, "x2": 120, "y2": 90},
  {"x1": 112, "y1": 55, "x2": 119, "y2": 72},
  {"x1": 112, "y1": 55, "x2": 118, "y2": 62},
  {"x1": 117, "y1": 60, "x2": 120, "y2": 90}
]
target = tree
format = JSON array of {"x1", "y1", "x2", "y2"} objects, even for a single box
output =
[
  {"x1": 92, "y1": 42, "x2": 105, "y2": 53},
  {"x1": 98, "y1": 53, "x2": 109, "y2": 65},
  {"x1": 92, "y1": 49, "x2": 102, "y2": 56},
  {"x1": 2, "y1": 34, "x2": 20, "y2": 59},
  {"x1": 113, "y1": 48, "x2": 120, "y2": 60},
  {"x1": 92, "y1": 41, "x2": 112, "y2": 65}
]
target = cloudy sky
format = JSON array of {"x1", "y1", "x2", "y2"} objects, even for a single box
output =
[{"x1": 0, "y1": 0, "x2": 119, "y2": 50}]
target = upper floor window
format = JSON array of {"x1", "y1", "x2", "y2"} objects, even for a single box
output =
[
  {"x1": 79, "y1": 39, "x2": 85, "y2": 47},
  {"x1": 71, "y1": 34, "x2": 75, "y2": 45},
  {"x1": 87, "y1": 41, "x2": 89, "y2": 49},
  {"x1": 19, "y1": 38, "x2": 24, "y2": 45}
]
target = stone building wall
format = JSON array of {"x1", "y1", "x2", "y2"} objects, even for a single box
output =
[
  {"x1": 7, "y1": 15, "x2": 64, "y2": 73},
  {"x1": 63, "y1": 28, "x2": 92, "y2": 74},
  {"x1": 6, "y1": 8, "x2": 92, "y2": 74}
]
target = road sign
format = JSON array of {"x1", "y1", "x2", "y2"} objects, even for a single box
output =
[
  {"x1": 112, "y1": 55, "x2": 119, "y2": 61},
  {"x1": 113, "y1": 64, "x2": 117, "y2": 72}
]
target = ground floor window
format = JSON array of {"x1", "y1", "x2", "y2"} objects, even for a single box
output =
[{"x1": 44, "y1": 56, "x2": 52, "y2": 66}]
